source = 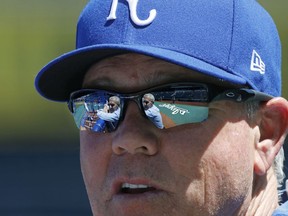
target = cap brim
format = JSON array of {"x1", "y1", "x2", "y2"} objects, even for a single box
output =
[{"x1": 35, "y1": 44, "x2": 248, "y2": 102}]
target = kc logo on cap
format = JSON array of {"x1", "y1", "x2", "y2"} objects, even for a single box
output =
[{"x1": 107, "y1": 0, "x2": 157, "y2": 26}]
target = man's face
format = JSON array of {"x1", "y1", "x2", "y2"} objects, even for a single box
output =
[
  {"x1": 108, "y1": 99, "x2": 118, "y2": 113},
  {"x1": 142, "y1": 96, "x2": 153, "y2": 110},
  {"x1": 80, "y1": 53, "x2": 256, "y2": 216}
]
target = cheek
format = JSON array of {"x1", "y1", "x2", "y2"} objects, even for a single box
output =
[
  {"x1": 80, "y1": 132, "x2": 112, "y2": 197},
  {"x1": 206, "y1": 121, "x2": 255, "y2": 168},
  {"x1": 200, "y1": 121, "x2": 255, "y2": 212},
  {"x1": 160, "y1": 123, "x2": 217, "y2": 174},
  {"x1": 159, "y1": 126, "x2": 215, "y2": 208},
  {"x1": 160, "y1": 121, "x2": 255, "y2": 214}
]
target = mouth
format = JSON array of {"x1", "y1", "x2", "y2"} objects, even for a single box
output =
[
  {"x1": 109, "y1": 179, "x2": 167, "y2": 210},
  {"x1": 120, "y1": 183, "x2": 157, "y2": 194}
]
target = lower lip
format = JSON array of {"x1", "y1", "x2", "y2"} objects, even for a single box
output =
[
  {"x1": 111, "y1": 190, "x2": 166, "y2": 206},
  {"x1": 107, "y1": 189, "x2": 172, "y2": 216}
]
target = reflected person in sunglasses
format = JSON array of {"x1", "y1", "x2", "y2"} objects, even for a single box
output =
[
  {"x1": 35, "y1": 0, "x2": 288, "y2": 215},
  {"x1": 97, "y1": 96, "x2": 121, "y2": 122},
  {"x1": 142, "y1": 93, "x2": 164, "y2": 129},
  {"x1": 95, "y1": 96, "x2": 121, "y2": 132}
]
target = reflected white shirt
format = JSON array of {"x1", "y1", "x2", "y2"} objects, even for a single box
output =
[{"x1": 145, "y1": 105, "x2": 164, "y2": 129}]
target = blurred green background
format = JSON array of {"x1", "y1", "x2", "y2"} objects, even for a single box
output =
[
  {"x1": 0, "y1": 0, "x2": 287, "y2": 214},
  {"x1": 0, "y1": 0, "x2": 287, "y2": 151},
  {"x1": 1, "y1": 0, "x2": 88, "y2": 151}
]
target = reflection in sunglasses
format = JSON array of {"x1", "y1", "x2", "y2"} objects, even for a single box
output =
[{"x1": 69, "y1": 83, "x2": 273, "y2": 133}]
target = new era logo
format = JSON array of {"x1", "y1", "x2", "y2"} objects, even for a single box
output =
[{"x1": 250, "y1": 50, "x2": 265, "y2": 74}]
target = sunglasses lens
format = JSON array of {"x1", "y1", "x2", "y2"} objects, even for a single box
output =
[
  {"x1": 69, "y1": 84, "x2": 210, "y2": 132},
  {"x1": 70, "y1": 91, "x2": 121, "y2": 132},
  {"x1": 143, "y1": 89, "x2": 209, "y2": 129}
]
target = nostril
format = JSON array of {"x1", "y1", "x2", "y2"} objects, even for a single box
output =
[
  {"x1": 140, "y1": 146, "x2": 148, "y2": 152},
  {"x1": 112, "y1": 145, "x2": 127, "y2": 155},
  {"x1": 112, "y1": 143, "x2": 154, "y2": 155}
]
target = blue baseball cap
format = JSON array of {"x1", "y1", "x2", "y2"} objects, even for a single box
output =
[{"x1": 35, "y1": 0, "x2": 281, "y2": 102}]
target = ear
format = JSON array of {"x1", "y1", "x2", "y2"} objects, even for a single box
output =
[{"x1": 254, "y1": 97, "x2": 288, "y2": 176}]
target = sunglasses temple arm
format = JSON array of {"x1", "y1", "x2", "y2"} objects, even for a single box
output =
[{"x1": 213, "y1": 89, "x2": 273, "y2": 103}]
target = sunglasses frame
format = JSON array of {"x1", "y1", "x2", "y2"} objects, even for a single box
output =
[
  {"x1": 68, "y1": 82, "x2": 218, "y2": 112},
  {"x1": 68, "y1": 82, "x2": 273, "y2": 131}
]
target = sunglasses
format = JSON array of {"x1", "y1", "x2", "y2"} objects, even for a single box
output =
[
  {"x1": 108, "y1": 103, "x2": 116, "y2": 107},
  {"x1": 68, "y1": 82, "x2": 272, "y2": 132},
  {"x1": 142, "y1": 100, "x2": 150, "y2": 104}
]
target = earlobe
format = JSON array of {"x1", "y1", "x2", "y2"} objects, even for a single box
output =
[{"x1": 254, "y1": 97, "x2": 288, "y2": 176}]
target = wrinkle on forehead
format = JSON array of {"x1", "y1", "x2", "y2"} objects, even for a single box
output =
[
  {"x1": 82, "y1": 54, "x2": 188, "y2": 91},
  {"x1": 82, "y1": 53, "x2": 239, "y2": 92}
]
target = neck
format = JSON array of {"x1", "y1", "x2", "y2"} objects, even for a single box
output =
[{"x1": 244, "y1": 168, "x2": 279, "y2": 216}]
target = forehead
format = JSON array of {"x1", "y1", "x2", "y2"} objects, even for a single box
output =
[{"x1": 82, "y1": 53, "x2": 238, "y2": 92}]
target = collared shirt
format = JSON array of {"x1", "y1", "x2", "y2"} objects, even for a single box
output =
[
  {"x1": 272, "y1": 201, "x2": 288, "y2": 216},
  {"x1": 97, "y1": 108, "x2": 120, "y2": 122},
  {"x1": 145, "y1": 105, "x2": 164, "y2": 129}
]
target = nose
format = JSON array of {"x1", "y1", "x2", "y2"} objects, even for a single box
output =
[{"x1": 111, "y1": 101, "x2": 160, "y2": 155}]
